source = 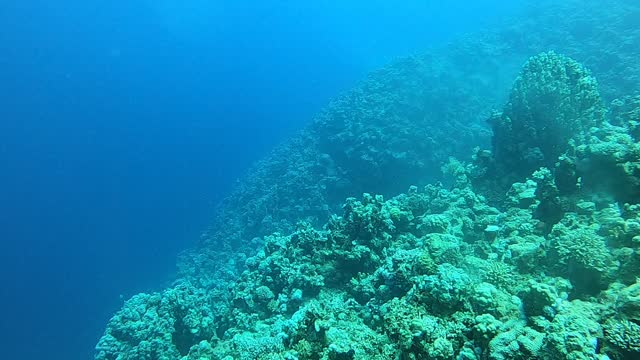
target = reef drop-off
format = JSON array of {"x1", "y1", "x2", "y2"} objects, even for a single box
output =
[{"x1": 95, "y1": 1, "x2": 640, "y2": 359}]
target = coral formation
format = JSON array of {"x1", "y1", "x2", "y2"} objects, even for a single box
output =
[{"x1": 490, "y1": 51, "x2": 605, "y2": 179}]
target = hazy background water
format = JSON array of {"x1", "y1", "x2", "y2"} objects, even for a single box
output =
[{"x1": 0, "y1": 1, "x2": 523, "y2": 358}]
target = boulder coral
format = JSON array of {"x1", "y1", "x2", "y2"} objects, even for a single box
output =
[{"x1": 489, "y1": 51, "x2": 606, "y2": 183}]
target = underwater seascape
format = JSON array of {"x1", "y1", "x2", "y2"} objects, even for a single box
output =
[
  {"x1": 92, "y1": 0, "x2": 640, "y2": 359},
  {"x1": 5, "y1": 0, "x2": 640, "y2": 359},
  {"x1": 92, "y1": 1, "x2": 640, "y2": 359}
]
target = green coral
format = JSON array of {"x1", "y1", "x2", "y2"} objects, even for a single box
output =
[
  {"x1": 470, "y1": 282, "x2": 522, "y2": 320},
  {"x1": 488, "y1": 321, "x2": 545, "y2": 360},
  {"x1": 604, "y1": 281, "x2": 640, "y2": 322},
  {"x1": 218, "y1": 332, "x2": 285, "y2": 360},
  {"x1": 519, "y1": 278, "x2": 571, "y2": 320},
  {"x1": 604, "y1": 318, "x2": 640, "y2": 354},
  {"x1": 573, "y1": 122, "x2": 640, "y2": 203},
  {"x1": 610, "y1": 94, "x2": 640, "y2": 138},
  {"x1": 542, "y1": 300, "x2": 603, "y2": 360}
]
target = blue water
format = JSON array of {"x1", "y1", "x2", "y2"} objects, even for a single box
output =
[{"x1": 0, "y1": 1, "x2": 522, "y2": 359}]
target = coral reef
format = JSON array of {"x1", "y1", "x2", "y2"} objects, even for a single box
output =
[
  {"x1": 98, "y1": 154, "x2": 640, "y2": 358},
  {"x1": 96, "y1": 0, "x2": 640, "y2": 359},
  {"x1": 186, "y1": 0, "x2": 640, "y2": 281}
]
